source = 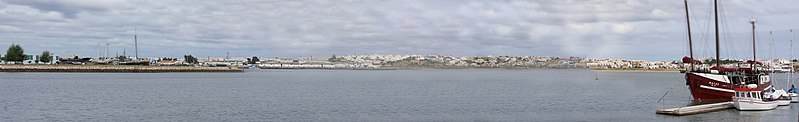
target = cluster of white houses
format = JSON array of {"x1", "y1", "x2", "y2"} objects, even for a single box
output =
[
  {"x1": 586, "y1": 58, "x2": 796, "y2": 71},
  {"x1": 585, "y1": 59, "x2": 681, "y2": 70},
  {"x1": 0, "y1": 54, "x2": 59, "y2": 64}
]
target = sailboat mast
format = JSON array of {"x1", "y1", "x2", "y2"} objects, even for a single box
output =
[
  {"x1": 135, "y1": 29, "x2": 138, "y2": 59},
  {"x1": 714, "y1": 0, "x2": 721, "y2": 67},
  {"x1": 684, "y1": 0, "x2": 694, "y2": 70},
  {"x1": 751, "y1": 18, "x2": 756, "y2": 71},
  {"x1": 792, "y1": 29, "x2": 795, "y2": 86}
]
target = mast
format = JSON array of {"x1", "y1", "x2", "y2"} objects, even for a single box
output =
[
  {"x1": 135, "y1": 29, "x2": 138, "y2": 59},
  {"x1": 684, "y1": 0, "x2": 695, "y2": 70},
  {"x1": 714, "y1": 0, "x2": 721, "y2": 67},
  {"x1": 105, "y1": 43, "x2": 109, "y2": 59},
  {"x1": 792, "y1": 29, "x2": 795, "y2": 86},
  {"x1": 750, "y1": 18, "x2": 756, "y2": 71}
]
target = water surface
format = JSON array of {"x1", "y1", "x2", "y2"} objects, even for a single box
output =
[{"x1": 0, "y1": 69, "x2": 796, "y2": 121}]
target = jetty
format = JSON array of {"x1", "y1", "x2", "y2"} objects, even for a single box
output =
[
  {"x1": 0, "y1": 65, "x2": 242, "y2": 73},
  {"x1": 656, "y1": 102, "x2": 734, "y2": 116}
]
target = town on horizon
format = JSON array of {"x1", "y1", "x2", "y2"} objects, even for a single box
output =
[{"x1": 2, "y1": 42, "x2": 798, "y2": 72}]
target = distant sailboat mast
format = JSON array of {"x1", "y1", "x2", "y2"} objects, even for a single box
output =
[{"x1": 135, "y1": 29, "x2": 139, "y2": 59}]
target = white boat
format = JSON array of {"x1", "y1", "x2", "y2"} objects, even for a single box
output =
[
  {"x1": 790, "y1": 93, "x2": 798, "y2": 103},
  {"x1": 733, "y1": 88, "x2": 778, "y2": 111},
  {"x1": 769, "y1": 89, "x2": 791, "y2": 106}
]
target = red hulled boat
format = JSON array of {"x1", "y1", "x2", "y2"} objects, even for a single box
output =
[
  {"x1": 681, "y1": 0, "x2": 772, "y2": 104},
  {"x1": 685, "y1": 66, "x2": 772, "y2": 103}
]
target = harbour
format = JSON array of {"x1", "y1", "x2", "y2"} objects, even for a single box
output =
[{"x1": 2, "y1": 0, "x2": 799, "y2": 121}]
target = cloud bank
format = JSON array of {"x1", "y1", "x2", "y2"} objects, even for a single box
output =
[{"x1": 1, "y1": 0, "x2": 798, "y2": 60}]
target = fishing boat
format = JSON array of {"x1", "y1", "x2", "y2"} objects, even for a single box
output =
[
  {"x1": 59, "y1": 55, "x2": 92, "y2": 65},
  {"x1": 681, "y1": 0, "x2": 771, "y2": 103},
  {"x1": 119, "y1": 60, "x2": 150, "y2": 66},
  {"x1": 733, "y1": 86, "x2": 778, "y2": 111}
]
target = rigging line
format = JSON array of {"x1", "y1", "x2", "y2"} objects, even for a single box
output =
[
  {"x1": 719, "y1": 0, "x2": 737, "y2": 60},
  {"x1": 701, "y1": 0, "x2": 715, "y2": 59},
  {"x1": 718, "y1": 0, "x2": 730, "y2": 60},
  {"x1": 686, "y1": 0, "x2": 702, "y2": 57},
  {"x1": 719, "y1": 0, "x2": 733, "y2": 60},
  {"x1": 705, "y1": 0, "x2": 716, "y2": 59},
  {"x1": 770, "y1": 31, "x2": 776, "y2": 60},
  {"x1": 791, "y1": 29, "x2": 795, "y2": 86},
  {"x1": 684, "y1": 5, "x2": 699, "y2": 58}
]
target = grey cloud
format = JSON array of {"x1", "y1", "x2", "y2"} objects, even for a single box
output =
[{"x1": 0, "y1": 0, "x2": 797, "y2": 60}]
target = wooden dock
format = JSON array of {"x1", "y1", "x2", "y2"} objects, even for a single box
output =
[{"x1": 656, "y1": 102, "x2": 734, "y2": 116}]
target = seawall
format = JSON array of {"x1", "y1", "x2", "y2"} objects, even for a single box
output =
[{"x1": 0, "y1": 65, "x2": 242, "y2": 73}]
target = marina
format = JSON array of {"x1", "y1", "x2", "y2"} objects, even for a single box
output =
[
  {"x1": 2, "y1": 0, "x2": 799, "y2": 121},
  {"x1": 654, "y1": 0, "x2": 799, "y2": 116}
]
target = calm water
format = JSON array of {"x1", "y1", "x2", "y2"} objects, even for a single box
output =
[{"x1": 0, "y1": 69, "x2": 797, "y2": 121}]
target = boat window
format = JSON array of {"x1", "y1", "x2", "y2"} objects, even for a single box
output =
[
  {"x1": 756, "y1": 92, "x2": 760, "y2": 99},
  {"x1": 730, "y1": 76, "x2": 742, "y2": 84}
]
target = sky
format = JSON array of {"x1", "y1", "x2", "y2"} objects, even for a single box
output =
[{"x1": 0, "y1": 0, "x2": 798, "y2": 61}]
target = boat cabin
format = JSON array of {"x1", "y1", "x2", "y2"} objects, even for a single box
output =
[
  {"x1": 734, "y1": 90, "x2": 773, "y2": 101},
  {"x1": 733, "y1": 87, "x2": 779, "y2": 111},
  {"x1": 727, "y1": 73, "x2": 770, "y2": 85}
]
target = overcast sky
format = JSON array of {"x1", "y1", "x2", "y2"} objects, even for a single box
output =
[{"x1": 0, "y1": 0, "x2": 798, "y2": 61}]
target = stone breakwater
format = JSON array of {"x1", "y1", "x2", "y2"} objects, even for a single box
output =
[{"x1": 0, "y1": 65, "x2": 242, "y2": 72}]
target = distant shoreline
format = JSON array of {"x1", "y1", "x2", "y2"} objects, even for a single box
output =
[
  {"x1": 0, "y1": 64, "x2": 683, "y2": 73},
  {"x1": 0, "y1": 65, "x2": 242, "y2": 73},
  {"x1": 592, "y1": 69, "x2": 681, "y2": 73}
]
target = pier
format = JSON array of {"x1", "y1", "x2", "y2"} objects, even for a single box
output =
[
  {"x1": 0, "y1": 65, "x2": 242, "y2": 72},
  {"x1": 656, "y1": 102, "x2": 734, "y2": 116}
]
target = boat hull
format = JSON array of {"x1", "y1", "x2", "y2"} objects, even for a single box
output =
[
  {"x1": 686, "y1": 72, "x2": 771, "y2": 103},
  {"x1": 777, "y1": 100, "x2": 791, "y2": 106},
  {"x1": 686, "y1": 72, "x2": 734, "y2": 103},
  {"x1": 734, "y1": 99, "x2": 778, "y2": 111}
]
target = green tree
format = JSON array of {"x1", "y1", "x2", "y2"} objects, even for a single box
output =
[
  {"x1": 4, "y1": 44, "x2": 24, "y2": 62},
  {"x1": 39, "y1": 51, "x2": 52, "y2": 63},
  {"x1": 250, "y1": 56, "x2": 259, "y2": 64}
]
